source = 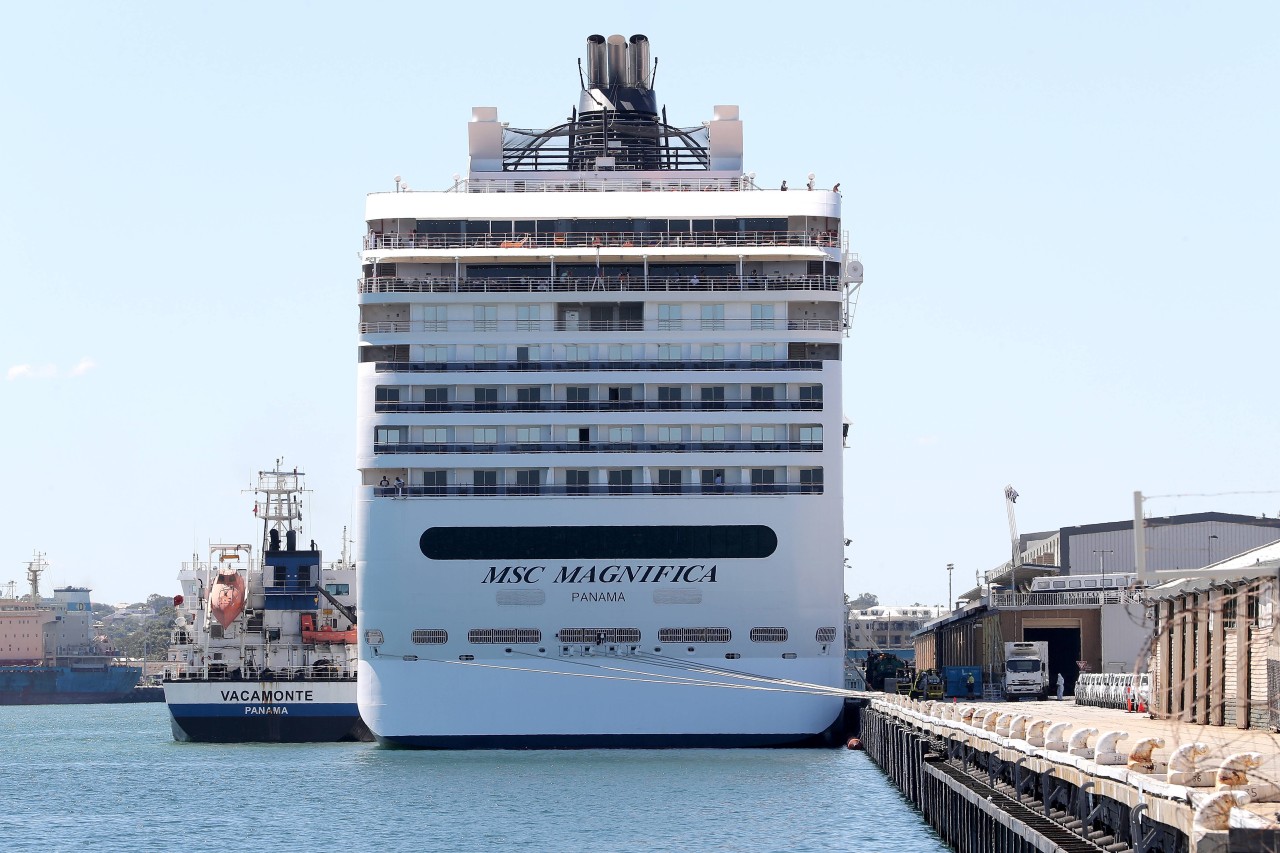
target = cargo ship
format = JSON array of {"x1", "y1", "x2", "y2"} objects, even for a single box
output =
[
  {"x1": 162, "y1": 466, "x2": 368, "y2": 742},
  {"x1": 0, "y1": 554, "x2": 142, "y2": 705}
]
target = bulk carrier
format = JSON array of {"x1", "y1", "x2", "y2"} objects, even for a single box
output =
[{"x1": 355, "y1": 33, "x2": 863, "y2": 747}]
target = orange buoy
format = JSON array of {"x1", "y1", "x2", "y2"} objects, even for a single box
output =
[{"x1": 846, "y1": 737, "x2": 863, "y2": 750}]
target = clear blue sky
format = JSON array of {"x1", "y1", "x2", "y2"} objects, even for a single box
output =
[{"x1": 1, "y1": 2, "x2": 1276, "y2": 605}]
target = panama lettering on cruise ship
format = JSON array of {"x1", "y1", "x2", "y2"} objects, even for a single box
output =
[{"x1": 482, "y1": 565, "x2": 718, "y2": 584}]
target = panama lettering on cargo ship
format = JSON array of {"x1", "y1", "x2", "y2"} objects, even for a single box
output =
[
  {"x1": 244, "y1": 706, "x2": 289, "y2": 715},
  {"x1": 481, "y1": 564, "x2": 718, "y2": 584},
  {"x1": 221, "y1": 689, "x2": 315, "y2": 702}
]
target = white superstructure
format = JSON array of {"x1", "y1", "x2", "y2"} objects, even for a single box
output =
[{"x1": 355, "y1": 33, "x2": 861, "y2": 747}]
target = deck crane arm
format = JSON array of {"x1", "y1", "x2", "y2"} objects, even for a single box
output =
[{"x1": 316, "y1": 585, "x2": 357, "y2": 626}]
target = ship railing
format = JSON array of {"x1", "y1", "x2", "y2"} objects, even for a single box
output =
[
  {"x1": 456, "y1": 176, "x2": 755, "y2": 194},
  {"x1": 373, "y1": 483, "x2": 823, "y2": 498},
  {"x1": 165, "y1": 665, "x2": 356, "y2": 682},
  {"x1": 372, "y1": 358, "x2": 826, "y2": 374},
  {"x1": 359, "y1": 317, "x2": 842, "y2": 335},
  {"x1": 373, "y1": 440, "x2": 823, "y2": 455},
  {"x1": 358, "y1": 274, "x2": 843, "y2": 295},
  {"x1": 374, "y1": 400, "x2": 823, "y2": 414},
  {"x1": 364, "y1": 230, "x2": 842, "y2": 252}
]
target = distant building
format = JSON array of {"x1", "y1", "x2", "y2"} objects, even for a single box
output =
[
  {"x1": 915, "y1": 511, "x2": 1280, "y2": 697},
  {"x1": 980, "y1": 512, "x2": 1280, "y2": 593},
  {"x1": 847, "y1": 605, "x2": 947, "y2": 651}
]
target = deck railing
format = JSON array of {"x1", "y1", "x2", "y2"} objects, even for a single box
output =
[
  {"x1": 371, "y1": 358, "x2": 827, "y2": 374},
  {"x1": 373, "y1": 483, "x2": 822, "y2": 498},
  {"x1": 359, "y1": 318, "x2": 841, "y2": 335},
  {"x1": 357, "y1": 274, "x2": 843, "y2": 295},
  {"x1": 373, "y1": 400, "x2": 822, "y2": 414},
  {"x1": 365, "y1": 229, "x2": 843, "y2": 252},
  {"x1": 372, "y1": 440, "x2": 823, "y2": 455}
]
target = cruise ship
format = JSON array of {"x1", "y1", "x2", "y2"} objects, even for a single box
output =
[{"x1": 355, "y1": 33, "x2": 862, "y2": 748}]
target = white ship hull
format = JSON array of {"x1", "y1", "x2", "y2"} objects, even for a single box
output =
[{"x1": 357, "y1": 492, "x2": 846, "y2": 747}]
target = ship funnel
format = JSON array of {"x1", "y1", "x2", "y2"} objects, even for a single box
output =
[
  {"x1": 286, "y1": 529, "x2": 297, "y2": 552},
  {"x1": 628, "y1": 34, "x2": 650, "y2": 89},
  {"x1": 606, "y1": 34, "x2": 627, "y2": 88},
  {"x1": 269, "y1": 529, "x2": 280, "y2": 551},
  {"x1": 585, "y1": 34, "x2": 607, "y2": 87}
]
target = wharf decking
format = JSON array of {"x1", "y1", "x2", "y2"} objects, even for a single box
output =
[{"x1": 860, "y1": 694, "x2": 1280, "y2": 853}]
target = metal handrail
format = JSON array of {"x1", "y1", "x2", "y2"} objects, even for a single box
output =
[
  {"x1": 365, "y1": 229, "x2": 842, "y2": 252},
  {"x1": 358, "y1": 318, "x2": 842, "y2": 334},
  {"x1": 457, "y1": 176, "x2": 758, "y2": 193},
  {"x1": 357, "y1": 274, "x2": 844, "y2": 295},
  {"x1": 371, "y1": 358, "x2": 826, "y2": 374},
  {"x1": 374, "y1": 483, "x2": 822, "y2": 498},
  {"x1": 990, "y1": 590, "x2": 1141, "y2": 608},
  {"x1": 373, "y1": 400, "x2": 822, "y2": 414},
  {"x1": 372, "y1": 440, "x2": 823, "y2": 455}
]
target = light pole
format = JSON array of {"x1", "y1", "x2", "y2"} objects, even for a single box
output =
[
  {"x1": 1092, "y1": 549, "x2": 1114, "y2": 573},
  {"x1": 946, "y1": 563, "x2": 954, "y2": 610}
]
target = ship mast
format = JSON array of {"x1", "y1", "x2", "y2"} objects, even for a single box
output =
[
  {"x1": 252, "y1": 461, "x2": 307, "y2": 554},
  {"x1": 26, "y1": 551, "x2": 47, "y2": 605}
]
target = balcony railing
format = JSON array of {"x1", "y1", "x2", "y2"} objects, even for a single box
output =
[
  {"x1": 374, "y1": 483, "x2": 822, "y2": 498},
  {"x1": 365, "y1": 230, "x2": 843, "y2": 252},
  {"x1": 456, "y1": 176, "x2": 756, "y2": 193},
  {"x1": 357, "y1": 274, "x2": 843, "y2": 295},
  {"x1": 372, "y1": 440, "x2": 823, "y2": 455},
  {"x1": 372, "y1": 358, "x2": 826, "y2": 374},
  {"x1": 359, "y1": 318, "x2": 842, "y2": 335},
  {"x1": 374, "y1": 400, "x2": 821, "y2": 414}
]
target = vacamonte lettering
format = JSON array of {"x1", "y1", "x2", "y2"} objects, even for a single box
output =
[
  {"x1": 482, "y1": 564, "x2": 717, "y2": 584},
  {"x1": 220, "y1": 689, "x2": 315, "y2": 702}
]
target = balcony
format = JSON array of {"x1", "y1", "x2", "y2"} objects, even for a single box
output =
[
  {"x1": 374, "y1": 483, "x2": 823, "y2": 498},
  {"x1": 358, "y1": 318, "x2": 843, "y2": 335},
  {"x1": 372, "y1": 440, "x2": 823, "y2": 455},
  {"x1": 357, "y1": 274, "x2": 842, "y2": 296},
  {"x1": 370, "y1": 358, "x2": 826, "y2": 374},
  {"x1": 373, "y1": 399, "x2": 821, "y2": 414},
  {"x1": 365, "y1": 229, "x2": 843, "y2": 252}
]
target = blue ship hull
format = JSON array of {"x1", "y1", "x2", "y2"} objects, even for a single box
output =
[
  {"x1": 0, "y1": 665, "x2": 142, "y2": 705},
  {"x1": 164, "y1": 679, "x2": 370, "y2": 742}
]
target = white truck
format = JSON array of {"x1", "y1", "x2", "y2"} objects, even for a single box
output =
[{"x1": 1003, "y1": 641, "x2": 1049, "y2": 701}]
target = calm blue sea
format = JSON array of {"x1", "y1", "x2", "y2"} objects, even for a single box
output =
[{"x1": 0, "y1": 703, "x2": 947, "y2": 853}]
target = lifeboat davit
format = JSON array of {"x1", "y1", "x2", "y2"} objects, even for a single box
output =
[{"x1": 208, "y1": 569, "x2": 246, "y2": 629}]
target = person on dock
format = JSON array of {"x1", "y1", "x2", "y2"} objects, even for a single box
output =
[
  {"x1": 965, "y1": 672, "x2": 975, "y2": 697},
  {"x1": 1056, "y1": 672, "x2": 1065, "y2": 701}
]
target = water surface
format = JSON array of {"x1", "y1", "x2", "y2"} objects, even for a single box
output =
[{"x1": 0, "y1": 703, "x2": 947, "y2": 852}]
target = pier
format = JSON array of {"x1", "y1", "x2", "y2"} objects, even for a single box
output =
[{"x1": 857, "y1": 696, "x2": 1280, "y2": 853}]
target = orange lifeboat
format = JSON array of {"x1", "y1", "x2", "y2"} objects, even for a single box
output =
[
  {"x1": 300, "y1": 613, "x2": 356, "y2": 645},
  {"x1": 208, "y1": 569, "x2": 246, "y2": 629}
]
